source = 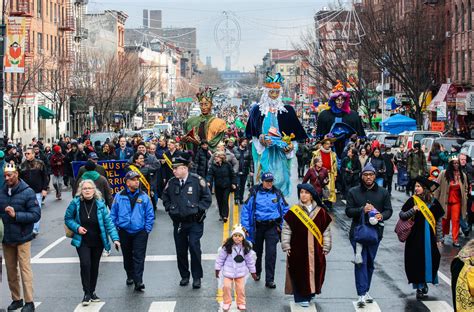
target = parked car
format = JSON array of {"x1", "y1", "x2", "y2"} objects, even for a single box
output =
[
  {"x1": 395, "y1": 131, "x2": 442, "y2": 150},
  {"x1": 89, "y1": 132, "x2": 117, "y2": 146},
  {"x1": 461, "y1": 140, "x2": 474, "y2": 163},
  {"x1": 366, "y1": 131, "x2": 390, "y2": 142},
  {"x1": 422, "y1": 137, "x2": 466, "y2": 165},
  {"x1": 379, "y1": 134, "x2": 398, "y2": 149},
  {"x1": 153, "y1": 123, "x2": 172, "y2": 136}
]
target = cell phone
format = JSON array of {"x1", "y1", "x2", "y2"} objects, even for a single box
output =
[{"x1": 115, "y1": 244, "x2": 120, "y2": 251}]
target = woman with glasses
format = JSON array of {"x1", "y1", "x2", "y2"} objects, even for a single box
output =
[{"x1": 64, "y1": 179, "x2": 120, "y2": 306}]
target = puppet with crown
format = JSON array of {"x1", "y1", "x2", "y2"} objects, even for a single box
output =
[
  {"x1": 245, "y1": 73, "x2": 307, "y2": 196},
  {"x1": 315, "y1": 80, "x2": 366, "y2": 157},
  {"x1": 182, "y1": 87, "x2": 227, "y2": 152}
]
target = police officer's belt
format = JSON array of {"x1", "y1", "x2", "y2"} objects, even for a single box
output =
[{"x1": 256, "y1": 218, "x2": 281, "y2": 225}]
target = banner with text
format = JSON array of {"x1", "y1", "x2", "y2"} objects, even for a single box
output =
[
  {"x1": 72, "y1": 160, "x2": 129, "y2": 195},
  {"x1": 5, "y1": 16, "x2": 26, "y2": 73}
]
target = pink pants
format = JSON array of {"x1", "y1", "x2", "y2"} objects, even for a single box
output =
[{"x1": 222, "y1": 277, "x2": 246, "y2": 309}]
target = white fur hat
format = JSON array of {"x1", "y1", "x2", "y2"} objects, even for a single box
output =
[{"x1": 231, "y1": 224, "x2": 246, "y2": 238}]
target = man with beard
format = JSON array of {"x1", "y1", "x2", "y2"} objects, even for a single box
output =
[{"x1": 245, "y1": 73, "x2": 307, "y2": 196}]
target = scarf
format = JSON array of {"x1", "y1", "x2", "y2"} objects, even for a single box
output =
[{"x1": 82, "y1": 171, "x2": 100, "y2": 181}]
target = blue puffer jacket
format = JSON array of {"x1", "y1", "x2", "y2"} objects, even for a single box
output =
[
  {"x1": 240, "y1": 185, "x2": 289, "y2": 243},
  {"x1": 0, "y1": 180, "x2": 41, "y2": 244},
  {"x1": 110, "y1": 189, "x2": 154, "y2": 234},
  {"x1": 64, "y1": 197, "x2": 119, "y2": 251}
]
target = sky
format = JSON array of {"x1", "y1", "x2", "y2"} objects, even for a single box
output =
[{"x1": 88, "y1": 0, "x2": 332, "y2": 71}]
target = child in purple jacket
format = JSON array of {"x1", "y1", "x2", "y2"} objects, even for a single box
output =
[{"x1": 215, "y1": 224, "x2": 257, "y2": 312}]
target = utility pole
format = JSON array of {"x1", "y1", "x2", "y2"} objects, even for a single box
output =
[{"x1": 0, "y1": 0, "x2": 6, "y2": 147}]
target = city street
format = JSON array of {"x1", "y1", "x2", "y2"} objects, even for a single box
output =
[{"x1": 1, "y1": 164, "x2": 464, "y2": 312}]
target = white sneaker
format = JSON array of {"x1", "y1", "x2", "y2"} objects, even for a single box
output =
[
  {"x1": 351, "y1": 253, "x2": 363, "y2": 265},
  {"x1": 102, "y1": 250, "x2": 110, "y2": 257},
  {"x1": 364, "y1": 292, "x2": 374, "y2": 303},
  {"x1": 357, "y1": 296, "x2": 365, "y2": 308}
]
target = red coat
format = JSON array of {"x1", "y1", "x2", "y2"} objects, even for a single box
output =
[
  {"x1": 50, "y1": 153, "x2": 65, "y2": 176},
  {"x1": 303, "y1": 167, "x2": 329, "y2": 196}
]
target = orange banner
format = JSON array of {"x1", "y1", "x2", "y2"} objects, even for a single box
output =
[
  {"x1": 5, "y1": 16, "x2": 26, "y2": 73},
  {"x1": 431, "y1": 121, "x2": 445, "y2": 131}
]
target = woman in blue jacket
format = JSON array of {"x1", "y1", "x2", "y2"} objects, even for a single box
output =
[{"x1": 65, "y1": 179, "x2": 120, "y2": 306}]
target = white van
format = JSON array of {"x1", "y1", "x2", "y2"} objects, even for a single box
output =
[
  {"x1": 153, "y1": 123, "x2": 172, "y2": 135},
  {"x1": 395, "y1": 131, "x2": 442, "y2": 150}
]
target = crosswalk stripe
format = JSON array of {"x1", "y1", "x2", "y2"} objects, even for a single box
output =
[
  {"x1": 73, "y1": 302, "x2": 105, "y2": 312},
  {"x1": 31, "y1": 254, "x2": 218, "y2": 264},
  {"x1": 35, "y1": 302, "x2": 42, "y2": 308},
  {"x1": 421, "y1": 301, "x2": 454, "y2": 312},
  {"x1": 148, "y1": 301, "x2": 176, "y2": 312},
  {"x1": 290, "y1": 301, "x2": 317, "y2": 311},
  {"x1": 352, "y1": 301, "x2": 381, "y2": 312}
]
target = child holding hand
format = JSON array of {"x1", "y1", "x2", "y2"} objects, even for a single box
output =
[{"x1": 215, "y1": 225, "x2": 257, "y2": 312}]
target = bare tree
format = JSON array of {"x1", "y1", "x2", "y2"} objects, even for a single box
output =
[
  {"x1": 358, "y1": 2, "x2": 446, "y2": 128},
  {"x1": 6, "y1": 56, "x2": 46, "y2": 140},
  {"x1": 33, "y1": 57, "x2": 72, "y2": 139}
]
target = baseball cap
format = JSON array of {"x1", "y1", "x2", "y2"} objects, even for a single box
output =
[
  {"x1": 261, "y1": 172, "x2": 274, "y2": 182},
  {"x1": 125, "y1": 171, "x2": 140, "y2": 181},
  {"x1": 88, "y1": 152, "x2": 99, "y2": 160}
]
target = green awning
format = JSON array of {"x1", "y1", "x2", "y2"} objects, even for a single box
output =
[
  {"x1": 38, "y1": 105, "x2": 55, "y2": 119},
  {"x1": 176, "y1": 97, "x2": 193, "y2": 103},
  {"x1": 163, "y1": 101, "x2": 172, "y2": 105}
]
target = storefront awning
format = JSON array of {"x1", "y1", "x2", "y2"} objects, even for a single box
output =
[
  {"x1": 427, "y1": 84, "x2": 451, "y2": 111},
  {"x1": 175, "y1": 97, "x2": 193, "y2": 103},
  {"x1": 38, "y1": 105, "x2": 55, "y2": 119}
]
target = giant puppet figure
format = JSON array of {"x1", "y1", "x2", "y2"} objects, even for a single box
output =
[
  {"x1": 182, "y1": 87, "x2": 227, "y2": 152},
  {"x1": 316, "y1": 80, "x2": 366, "y2": 158},
  {"x1": 245, "y1": 73, "x2": 307, "y2": 196}
]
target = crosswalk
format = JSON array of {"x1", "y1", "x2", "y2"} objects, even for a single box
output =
[{"x1": 5, "y1": 299, "x2": 454, "y2": 311}]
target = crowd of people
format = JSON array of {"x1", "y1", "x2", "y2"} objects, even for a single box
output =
[{"x1": 0, "y1": 76, "x2": 473, "y2": 312}]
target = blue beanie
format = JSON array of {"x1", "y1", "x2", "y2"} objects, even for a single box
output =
[{"x1": 362, "y1": 163, "x2": 376, "y2": 174}]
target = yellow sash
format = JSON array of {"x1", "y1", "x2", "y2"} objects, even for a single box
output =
[
  {"x1": 129, "y1": 165, "x2": 151, "y2": 197},
  {"x1": 163, "y1": 153, "x2": 173, "y2": 170},
  {"x1": 412, "y1": 195, "x2": 436, "y2": 234},
  {"x1": 290, "y1": 205, "x2": 323, "y2": 247}
]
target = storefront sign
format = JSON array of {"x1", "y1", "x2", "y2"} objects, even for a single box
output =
[
  {"x1": 466, "y1": 92, "x2": 474, "y2": 111},
  {"x1": 431, "y1": 121, "x2": 445, "y2": 132},
  {"x1": 72, "y1": 160, "x2": 129, "y2": 195},
  {"x1": 436, "y1": 101, "x2": 447, "y2": 120}
]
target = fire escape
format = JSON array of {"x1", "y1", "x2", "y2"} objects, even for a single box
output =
[{"x1": 58, "y1": 0, "x2": 75, "y2": 74}]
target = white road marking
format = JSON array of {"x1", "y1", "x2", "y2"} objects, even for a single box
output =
[
  {"x1": 35, "y1": 302, "x2": 42, "y2": 308},
  {"x1": 437, "y1": 271, "x2": 451, "y2": 286},
  {"x1": 31, "y1": 236, "x2": 67, "y2": 260},
  {"x1": 148, "y1": 301, "x2": 176, "y2": 312},
  {"x1": 290, "y1": 301, "x2": 317, "y2": 311},
  {"x1": 421, "y1": 301, "x2": 454, "y2": 312},
  {"x1": 73, "y1": 302, "x2": 105, "y2": 312},
  {"x1": 352, "y1": 301, "x2": 381, "y2": 312},
  {"x1": 32, "y1": 254, "x2": 219, "y2": 264}
]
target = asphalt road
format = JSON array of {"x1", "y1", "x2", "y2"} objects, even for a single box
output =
[{"x1": 1, "y1": 164, "x2": 465, "y2": 312}]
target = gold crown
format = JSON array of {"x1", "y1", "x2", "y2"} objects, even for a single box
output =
[{"x1": 4, "y1": 163, "x2": 18, "y2": 172}]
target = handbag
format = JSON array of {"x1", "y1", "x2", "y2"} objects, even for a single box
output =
[
  {"x1": 353, "y1": 209, "x2": 379, "y2": 245},
  {"x1": 394, "y1": 217, "x2": 415, "y2": 242},
  {"x1": 64, "y1": 224, "x2": 74, "y2": 238}
]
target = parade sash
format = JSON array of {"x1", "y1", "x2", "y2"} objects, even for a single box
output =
[
  {"x1": 290, "y1": 205, "x2": 323, "y2": 247},
  {"x1": 129, "y1": 165, "x2": 151, "y2": 197},
  {"x1": 163, "y1": 153, "x2": 173, "y2": 170},
  {"x1": 412, "y1": 195, "x2": 436, "y2": 234}
]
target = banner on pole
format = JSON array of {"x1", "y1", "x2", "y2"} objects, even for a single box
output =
[{"x1": 5, "y1": 16, "x2": 26, "y2": 73}]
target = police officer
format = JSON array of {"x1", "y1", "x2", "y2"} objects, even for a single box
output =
[
  {"x1": 162, "y1": 153, "x2": 212, "y2": 289},
  {"x1": 241, "y1": 172, "x2": 289, "y2": 289}
]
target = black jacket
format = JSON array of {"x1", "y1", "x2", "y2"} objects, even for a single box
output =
[
  {"x1": 345, "y1": 182, "x2": 393, "y2": 241},
  {"x1": 341, "y1": 156, "x2": 361, "y2": 184},
  {"x1": 206, "y1": 161, "x2": 238, "y2": 189},
  {"x1": 233, "y1": 146, "x2": 253, "y2": 176},
  {"x1": 382, "y1": 153, "x2": 395, "y2": 176},
  {"x1": 368, "y1": 156, "x2": 386, "y2": 179},
  {"x1": 194, "y1": 147, "x2": 212, "y2": 178},
  {"x1": 0, "y1": 180, "x2": 41, "y2": 244},
  {"x1": 162, "y1": 173, "x2": 212, "y2": 222},
  {"x1": 19, "y1": 159, "x2": 49, "y2": 193}
]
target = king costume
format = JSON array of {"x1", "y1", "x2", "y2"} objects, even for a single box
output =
[
  {"x1": 316, "y1": 81, "x2": 366, "y2": 157},
  {"x1": 183, "y1": 87, "x2": 227, "y2": 151},
  {"x1": 245, "y1": 73, "x2": 307, "y2": 196}
]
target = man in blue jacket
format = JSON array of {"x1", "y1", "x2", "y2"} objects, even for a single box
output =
[
  {"x1": 115, "y1": 136, "x2": 134, "y2": 160},
  {"x1": 241, "y1": 172, "x2": 289, "y2": 289},
  {"x1": 110, "y1": 171, "x2": 154, "y2": 292},
  {"x1": 0, "y1": 163, "x2": 41, "y2": 312}
]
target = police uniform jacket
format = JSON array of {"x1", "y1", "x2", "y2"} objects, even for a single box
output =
[{"x1": 162, "y1": 173, "x2": 212, "y2": 223}]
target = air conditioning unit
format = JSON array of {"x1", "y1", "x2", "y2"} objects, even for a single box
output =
[{"x1": 446, "y1": 31, "x2": 452, "y2": 38}]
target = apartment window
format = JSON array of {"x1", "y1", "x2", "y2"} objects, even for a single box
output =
[
  {"x1": 456, "y1": 51, "x2": 459, "y2": 81},
  {"x1": 22, "y1": 108, "x2": 26, "y2": 131},
  {"x1": 37, "y1": 32, "x2": 43, "y2": 52},
  {"x1": 462, "y1": 50, "x2": 466, "y2": 81},
  {"x1": 455, "y1": 5, "x2": 459, "y2": 32},
  {"x1": 4, "y1": 73, "x2": 7, "y2": 92},
  {"x1": 37, "y1": 0, "x2": 42, "y2": 18},
  {"x1": 4, "y1": 110, "x2": 8, "y2": 136},
  {"x1": 469, "y1": 0, "x2": 472, "y2": 30},
  {"x1": 38, "y1": 69, "x2": 44, "y2": 87},
  {"x1": 469, "y1": 51, "x2": 472, "y2": 81},
  {"x1": 50, "y1": 1, "x2": 53, "y2": 22},
  {"x1": 17, "y1": 108, "x2": 20, "y2": 133},
  {"x1": 50, "y1": 35, "x2": 53, "y2": 55},
  {"x1": 54, "y1": 3, "x2": 57, "y2": 23},
  {"x1": 16, "y1": 73, "x2": 21, "y2": 92},
  {"x1": 10, "y1": 73, "x2": 14, "y2": 92},
  {"x1": 461, "y1": 3, "x2": 465, "y2": 32}
]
